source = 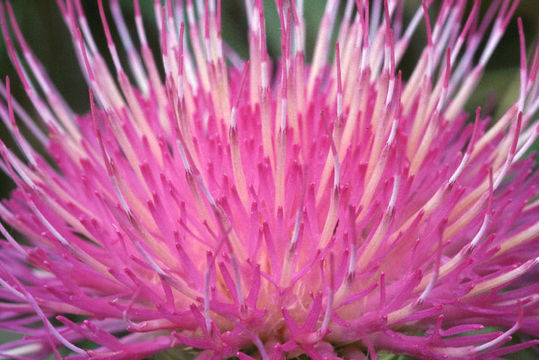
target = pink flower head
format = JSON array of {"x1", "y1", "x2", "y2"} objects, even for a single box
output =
[{"x1": 0, "y1": 0, "x2": 538, "y2": 359}]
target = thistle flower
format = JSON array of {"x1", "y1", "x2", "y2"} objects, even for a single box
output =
[{"x1": 0, "y1": 0, "x2": 538, "y2": 359}]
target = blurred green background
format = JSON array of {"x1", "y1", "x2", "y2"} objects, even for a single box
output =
[{"x1": 0, "y1": 0, "x2": 538, "y2": 359}]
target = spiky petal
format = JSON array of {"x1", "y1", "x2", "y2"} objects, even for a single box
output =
[{"x1": 0, "y1": 0, "x2": 538, "y2": 359}]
